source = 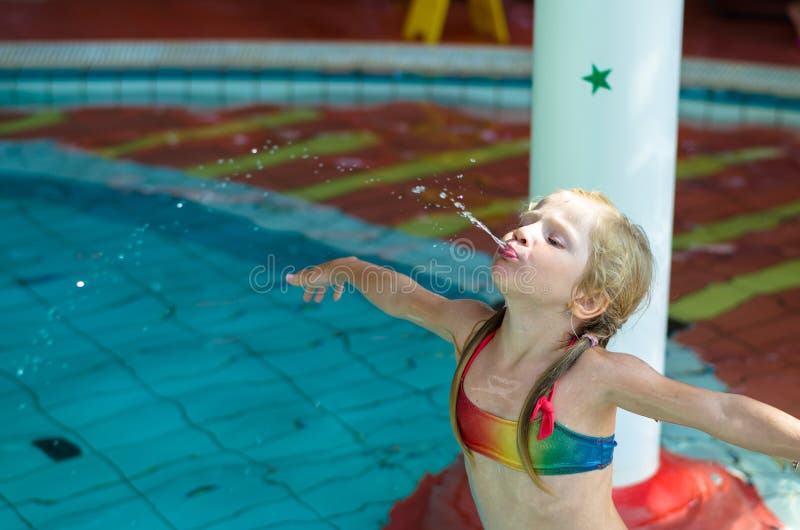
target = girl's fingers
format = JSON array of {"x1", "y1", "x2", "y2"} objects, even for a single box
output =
[
  {"x1": 313, "y1": 287, "x2": 326, "y2": 303},
  {"x1": 303, "y1": 287, "x2": 315, "y2": 302},
  {"x1": 332, "y1": 283, "x2": 345, "y2": 301}
]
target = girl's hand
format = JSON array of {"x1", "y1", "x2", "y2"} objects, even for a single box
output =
[{"x1": 286, "y1": 258, "x2": 353, "y2": 303}]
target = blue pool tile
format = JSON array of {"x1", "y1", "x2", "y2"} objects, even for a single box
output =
[
  {"x1": 44, "y1": 283, "x2": 150, "y2": 319},
  {"x1": 200, "y1": 495, "x2": 331, "y2": 530},
  {"x1": 0, "y1": 507, "x2": 28, "y2": 530},
  {"x1": 103, "y1": 428, "x2": 220, "y2": 478},
  {"x1": 176, "y1": 300, "x2": 267, "y2": 331},
  {"x1": 204, "y1": 401, "x2": 330, "y2": 451},
  {"x1": 396, "y1": 442, "x2": 460, "y2": 480},
  {"x1": 337, "y1": 394, "x2": 444, "y2": 447},
  {"x1": 0, "y1": 388, "x2": 60, "y2": 441},
  {"x1": 316, "y1": 378, "x2": 411, "y2": 412},
  {"x1": 329, "y1": 501, "x2": 394, "y2": 530},
  {"x1": 0, "y1": 296, "x2": 58, "y2": 327},
  {"x1": 301, "y1": 463, "x2": 414, "y2": 518},
  {"x1": 124, "y1": 336, "x2": 249, "y2": 379},
  {"x1": 100, "y1": 321, "x2": 199, "y2": 352},
  {"x1": 69, "y1": 294, "x2": 172, "y2": 332},
  {"x1": 45, "y1": 385, "x2": 156, "y2": 431},
  {"x1": 0, "y1": 453, "x2": 122, "y2": 506},
  {"x1": 19, "y1": 483, "x2": 130, "y2": 529},
  {"x1": 36, "y1": 495, "x2": 175, "y2": 530},
  {"x1": 0, "y1": 215, "x2": 41, "y2": 241},
  {"x1": 76, "y1": 399, "x2": 189, "y2": 451},
  {"x1": 260, "y1": 444, "x2": 369, "y2": 487},
  {"x1": 239, "y1": 322, "x2": 333, "y2": 353},
  {"x1": 0, "y1": 429, "x2": 62, "y2": 482},
  {"x1": 342, "y1": 322, "x2": 434, "y2": 356},
  {"x1": 176, "y1": 377, "x2": 308, "y2": 425},
  {"x1": 1, "y1": 321, "x2": 87, "y2": 355},
  {"x1": 132, "y1": 453, "x2": 289, "y2": 529},
  {"x1": 34, "y1": 356, "x2": 144, "y2": 409},
  {"x1": 294, "y1": 360, "x2": 378, "y2": 398},
  {"x1": 133, "y1": 346, "x2": 282, "y2": 395},
  {"x1": 341, "y1": 336, "x2": 455, "y2": 393},
  {"x1": 264, "y1": 339, "x2": 353, "y2": 378},
  {"x1": 5, "y1": 347, "x2": 106, "y2": 386},
  {"x1": 242, "y1": 411, "x2": 357, "y2": 463}
]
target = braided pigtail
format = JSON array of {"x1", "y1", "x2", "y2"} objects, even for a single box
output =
[{"x1": 516, "y1": 334, "x2": 599, "y2": 495}]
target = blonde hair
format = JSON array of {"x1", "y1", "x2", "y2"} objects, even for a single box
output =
[{"x1": 449, "y1": 188, "x2": 654, "y2": 494}]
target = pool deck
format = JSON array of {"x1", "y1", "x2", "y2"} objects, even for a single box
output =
[{"x1": 1, "y1": 0, "x2": 799, "y2": 67}]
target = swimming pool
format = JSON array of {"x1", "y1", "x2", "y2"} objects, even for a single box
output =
[{"x1": 2, "y1": 41, "x2": 800, "y2": 528}]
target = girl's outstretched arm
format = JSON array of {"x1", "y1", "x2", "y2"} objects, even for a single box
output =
[
  {"x1": 601, "y1": 351, "x2": 800, "y2": 463},
  {"x1": 286, "y1": 256, "x2": 493, "y2": 346}
]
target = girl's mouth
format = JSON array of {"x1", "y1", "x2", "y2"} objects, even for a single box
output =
[{"x1": 498, "y1": 245, "x2": 518, "y2": 260}]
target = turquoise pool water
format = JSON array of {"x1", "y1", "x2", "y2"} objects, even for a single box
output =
[{"x1": 0, "y1": 141, "x2": 489, "y2": 529}]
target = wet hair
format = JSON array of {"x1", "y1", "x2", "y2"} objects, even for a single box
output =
[{"x1": 449, "y1": 188, "x2": 654, "y2": 494}]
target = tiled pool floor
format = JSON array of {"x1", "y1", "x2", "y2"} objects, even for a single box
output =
[{"x1": 0, "y1": 155, "x2": 471, "y2": 529}]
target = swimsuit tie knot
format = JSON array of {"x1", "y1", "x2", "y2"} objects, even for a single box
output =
[{"x1": 531, "y1": 395, "x2": 555, "y2": 440}]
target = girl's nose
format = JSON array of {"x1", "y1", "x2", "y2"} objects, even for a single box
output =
[{"x1": 512, "y1": 227, "x2": 530, "y2": 247}]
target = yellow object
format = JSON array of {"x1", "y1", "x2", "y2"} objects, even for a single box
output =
[
  {"x1": 468, "y1": 0, "x2": 510, "y2": 43},
  {"x1": 403, "y1": 0, "x2": 509, "y2": 44}
]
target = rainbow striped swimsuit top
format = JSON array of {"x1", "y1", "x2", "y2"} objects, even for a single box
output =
[{"x1": 456, "y1": 330, "x2": 617, "y2": 475}]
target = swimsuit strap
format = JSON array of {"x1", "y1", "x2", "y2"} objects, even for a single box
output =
[
  {"x1": 461, "y1": 333, "x2": 579, "y2": 440},
  {"x1": 461, "y1": 330, "x2": 498, "y2": 382}
]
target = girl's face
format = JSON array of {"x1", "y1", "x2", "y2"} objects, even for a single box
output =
[{"x1": 491, "y1": 191, "x2": 603, "y2": 305}]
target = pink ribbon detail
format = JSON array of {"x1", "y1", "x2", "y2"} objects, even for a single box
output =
[{"x1": 531, "y1": 390, "x2": 556, "y2": 440}]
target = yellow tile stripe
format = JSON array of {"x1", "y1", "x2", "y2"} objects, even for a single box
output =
[
  {"x1": 0, "y1": 111, "x2": 64, "y2": 135},
  {"x1": 676, "y1": 146, "x2": 783, "y2": 180},
  {"x1": 187, "y1": 131, "x2": 379, "y2": 179},
  {"x1": 673, "y1": 199, "x2": 800, "y2": 251},
  {"x1": 286, "y1": 138, "x2": 530, "y2": 202},
  {"x1": 386, "y1": 145, "x2": 789, "y2": 239},
  {"x1": 98, "y1": 109, "x2": 319, "y2": 158},
  {"x1": 396, "y1": 197, "x2": 527, "y2": 237},
  {"x1": 669, "y1": 259, "x2": 800, "y2": 322}
]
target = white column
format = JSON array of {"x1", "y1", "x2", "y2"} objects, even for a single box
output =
[{"x1": 530, "y1": 0, "x2": 684, "y2": 487}]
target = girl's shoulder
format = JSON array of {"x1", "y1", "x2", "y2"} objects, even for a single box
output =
[{"x1": 449, "y1": 299, "x2": 497, "y2": 358}]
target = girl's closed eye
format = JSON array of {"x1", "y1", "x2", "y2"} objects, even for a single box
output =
[{"x1": 547, "y1": 234, "x2": 564, "y2": 248}]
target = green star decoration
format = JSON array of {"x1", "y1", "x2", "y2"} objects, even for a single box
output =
[{"x1": 582, "y1": 64, "x2": 612, "y2": 95}]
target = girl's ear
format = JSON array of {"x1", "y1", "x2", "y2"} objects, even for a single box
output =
[{"x1": 571, "y1": 290, "x2": 610, "y2": 320}]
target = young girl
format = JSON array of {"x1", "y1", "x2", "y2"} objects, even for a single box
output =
[{"x1": 286, "y1": 188, "x2": 800, "y2": 530}]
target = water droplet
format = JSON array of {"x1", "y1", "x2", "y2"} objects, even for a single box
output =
[
  {"x1": 439, "y1": 192, "x2": 447, "y2": 199},
  {"x1": 411, "y1": 185, "x2": 426, "y2": 194},
  {"x1": 76, "y1": 280, "x2": 85, "y2": 288},
  {"x1": 469, "y1": 158, "x2": 476, "y2": 163},
  {"x1": 176, "y1": 202, "x2": 184, "y2": 208},
  {"x1": 251, "y1": 148, "x2": 258, "y2": 154}
]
